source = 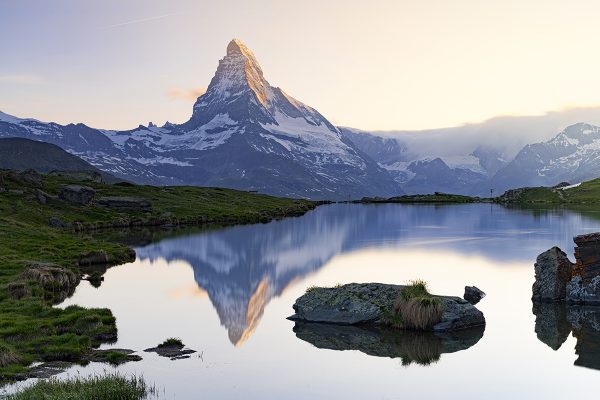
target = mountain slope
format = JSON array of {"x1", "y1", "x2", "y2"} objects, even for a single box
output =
[
  {"x1": 490, "y1": 123, "x2": 600, "y2": 193},
  {"x1": 0, "y1": 40, "x2": 401, "y2": 200},
  {"x1": 0, "y1": 137, "x2": 120, "y2": 182}
]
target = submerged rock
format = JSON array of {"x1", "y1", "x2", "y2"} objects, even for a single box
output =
[
  {"x1": 464, "y1": 286, "x2": 486, "y2": 305},
  {"x1": 288, "y1": 283, "x2": 485, "y2": 332},
  {"x1": 532, "y1": 247, "x2": 573, "y2": 302},
  {"x1": 293, "y1": 322, "x2": 484, "y2": 365},
  {"x1": 144, "y1": 342, "x2": 196, "y2": 360}
]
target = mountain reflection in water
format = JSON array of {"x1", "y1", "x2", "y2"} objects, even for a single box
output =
[{"x1": 131, "y1": 203, "x2": 597, "y2": 345}]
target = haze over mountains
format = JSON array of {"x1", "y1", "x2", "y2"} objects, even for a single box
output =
[{"x1": 1, "y1": 39, "x2": 600, "y2": 198}]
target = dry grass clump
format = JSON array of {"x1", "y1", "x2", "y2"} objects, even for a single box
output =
[
  {"x1": 391, "y1": 280, "x2": 444, "y2": 330},
  {"x1": 0, "y1": 342, "x2": 21, "y2": 368}
]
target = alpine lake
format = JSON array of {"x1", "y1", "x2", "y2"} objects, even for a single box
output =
[{"x1": 7, "y1": 202, "x2": 600, "y2": 399}]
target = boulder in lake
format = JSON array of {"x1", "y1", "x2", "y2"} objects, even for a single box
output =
[
  {"x1": 59, "y1": 184, "x2": 95, "y2": 205},
  {"x1": 533, "y1": 233, "x2": 600, "y2": 305},
  {"x1": 288, "y1": 283, "x2": 485, "y2": 332},
  {"x1": 532, "y1": 246, "x2": 573, "y2": 302},
  {"x1": 464, "y1": 286, "x2": 486, "y2": 305}
]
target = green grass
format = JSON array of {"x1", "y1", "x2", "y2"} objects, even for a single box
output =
[
  {"x1": 495, "y1": 177, "x2": 600, "y2": 204},
  {"x1": 4, "y1": 373, "x2": 157, "y2": 400},
  {"x1": 157, "y1": 338, "x2": 183, "y2": 348},
  {"x1": 0, "y1": 170, "x2": 315, "y2": 378},
  {"x1": 305, "y1": 285, "x2": 318, "y2": 294},
  {"x1": 360, "y1": 193, "x2": 484, "y2": 204}
]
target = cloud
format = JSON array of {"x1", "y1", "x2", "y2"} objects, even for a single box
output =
[
  {"x1": 101, "y1": 13, "x2": 177, "y2": 30},
  {"x1": 0, "y1": 75, "x2": 44, "y2": 84},
  {"x1": 168, "y1": 87, "x2": 207, "y2": 101}
]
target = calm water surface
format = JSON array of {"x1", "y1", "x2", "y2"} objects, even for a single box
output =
[{"x1": 35, "y1": 204, "x2": 600, "y2": 398}]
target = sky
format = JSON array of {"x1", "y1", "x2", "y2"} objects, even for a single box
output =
[{"x1": 1, "y1": 0, "x2": 600, "y2": 131}]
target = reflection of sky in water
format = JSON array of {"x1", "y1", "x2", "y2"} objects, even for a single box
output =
[{"x1": 48, "y1": 204, "x2": 600, "y2": 399}]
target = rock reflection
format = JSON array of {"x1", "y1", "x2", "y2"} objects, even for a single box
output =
[
  {"x1": 293, "y1": 322, "x2": 484, "y2": 366},
  {"x1": 533, "y1": 303, "x2": 600, "y2": 370}
]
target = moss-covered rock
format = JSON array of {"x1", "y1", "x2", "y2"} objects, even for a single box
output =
[{"x1": 288, "y1": 283, "x2": 485, "y2": 332}]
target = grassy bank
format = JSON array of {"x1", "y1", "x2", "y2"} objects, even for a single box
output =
[
  {"x1": 0, "y1": 170, "x2": 315, "y2": 379},
  {"x1": 4, "y1": 373, "x2": 156, "y2": 400},
  {"x1": 357, "y1": 193, "x2": 486, "y2": 204},
  {"x1": 495, "y1": 177, "x2": 600, "y2": 204}
]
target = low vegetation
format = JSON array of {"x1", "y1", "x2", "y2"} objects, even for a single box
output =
[
  {"x1": 387, "y1": 280, "x2": 444, "y2": 330},
  {"x1": 157, "y1": 338, "x2": 184, "y2": 348},
  {"x1": 496, "y1": 178, "x2": 600, "y2": 204},
  {"x1": 358, "y1": 193, "x2": 485, "y2": 204},
  {"x1": 4, "y1": 373, "x2": 157, "y2": 400},
  {"x1": 0, "y1": 169, "x2": 315, "y2": 379}
]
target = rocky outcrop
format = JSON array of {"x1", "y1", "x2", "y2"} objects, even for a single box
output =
[
  {"x1": 532, "y1": 247, "x2": 574, "y2": 302},
  {"x1": 464, "y1": 286, "x2": 486, "y2": 305},
  {"x1": 97, "y1": 196, "x2": 152, "y2": 212},
  {"x1": 288, "y1": 283, "x2": 485, "y2": 332},
  {"x1": 533, "y1": 233, "x2": 600, "y2": 305},
  {"x1": 292, "y1": 322, "x2": 484, "y2": 365},
  {"x1": 59, "y1": 184, "x2": 95, "y2": 205}
]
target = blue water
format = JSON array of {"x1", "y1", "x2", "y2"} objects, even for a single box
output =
[{"x1": 34, "y1": 204, "x2": 600, "y2": 398}]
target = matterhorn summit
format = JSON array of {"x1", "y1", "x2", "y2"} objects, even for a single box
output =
[{"x1": 0, "y1": 39, "x2": 401, "y2": 200}]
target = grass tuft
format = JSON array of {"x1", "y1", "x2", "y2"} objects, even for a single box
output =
[
  {"x1": 387, "y1": 280, "x2": 445, "y2": 331},
  {"x1": 305, "y1": 285, "x2": 318, "y2": 294}
]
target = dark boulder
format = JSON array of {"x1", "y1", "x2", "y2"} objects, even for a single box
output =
[
  {"x1": 532, "y1": 247, "x2": 573, "y2": 302},
  {"x1": 34, "y1": 189, "x2": 58, "y2": 205},
  {"x1": 464, "y1": 286, "x2": 486, "y2": 305},
  {"x1": 59, "y1": 184, "x2": 95, "y2": 205}
]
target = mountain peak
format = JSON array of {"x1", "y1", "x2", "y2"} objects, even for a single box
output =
[{"x1": 227, "y1": 38, "x2": 252, "y2": 57}]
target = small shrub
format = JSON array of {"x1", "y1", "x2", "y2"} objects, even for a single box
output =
[
  {"x1": 333, "y1": 283, "x2": 343, "y2": 288},
  {"x1": 305, "y1": 285, "x2": 318, "y2": 294},
  {"x1": 157, "y1": 338, "x2": 183, "y2": 348}
]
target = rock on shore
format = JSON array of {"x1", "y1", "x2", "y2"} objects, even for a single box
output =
[{"x1": 288, "y1": 283, "x2": 485, "y2": 332}]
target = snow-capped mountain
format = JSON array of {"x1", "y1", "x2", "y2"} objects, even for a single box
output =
[
  {"x1": 340, "y1": 128, "x2": 496, "y2": 194},
  {"x1": 0, "y1": 39, "x2": 401, "y2": 200},
  {"x1": 490, "y1": 123, "x2": 600, "y2": 193}
]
